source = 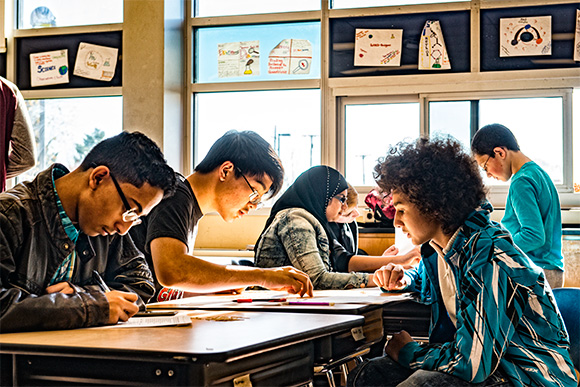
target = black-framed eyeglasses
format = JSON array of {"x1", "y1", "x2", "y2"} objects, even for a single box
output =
[
  {"x1": 334, "y1": 194, "x2": 348, "y2": 205},
  {"x1": 482, "y1": 155, "x2": 491, "y2": 173},
  {"x1": 109, "y1": 171, "x2": 142, "y2": 225},
  {"x1": 235, "y1": 167, "x2": 262, "y2": 207}
]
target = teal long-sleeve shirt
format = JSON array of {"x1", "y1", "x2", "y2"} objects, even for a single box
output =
[
  {"x1": 502, "y1": 161, "x2": 563, "y2": 270},
  {"x1": 398, "y1": 203, "x2": 577, "y2": 386}
]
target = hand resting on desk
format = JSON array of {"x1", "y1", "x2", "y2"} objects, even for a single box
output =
[
  {"x1": 372, "y1": 263, "x2": 408, "y2": 291},
  {"x1": 258, "y1": 266, "x2": 314, "y2": 297}
]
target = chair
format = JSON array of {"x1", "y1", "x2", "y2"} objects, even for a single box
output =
[{"x1": 552, "y1": 287, "x2": 580, "y2": 372}]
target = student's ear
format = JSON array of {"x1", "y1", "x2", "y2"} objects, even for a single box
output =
[
  {"x1": 218, "y1": 161, "x2": 234, "y2": 182},
  {"x1": 89, "y1": 165, "x2": 110, "y2": 190},
  {"x1": 493, "y1": 146, "x2": 507, "y2": 159}
]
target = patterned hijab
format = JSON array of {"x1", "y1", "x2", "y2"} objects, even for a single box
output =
[{"x1": 257, "y1": 165, "x2": 348, "y2": 250}]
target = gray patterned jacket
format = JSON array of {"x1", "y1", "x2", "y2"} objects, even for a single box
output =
[{"x1": 255, "y1": 208, "x2": 369, "y2": 290}]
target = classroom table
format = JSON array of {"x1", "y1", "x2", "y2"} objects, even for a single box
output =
[{"x1": 0, "y1": 310, "x2": 364, "y2": 387}]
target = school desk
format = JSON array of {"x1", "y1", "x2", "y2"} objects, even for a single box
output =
[{"x1": 0, "y1": 310, "x2": 363, "y2": 387}]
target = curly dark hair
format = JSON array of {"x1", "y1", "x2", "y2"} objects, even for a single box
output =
[{"x1": 373, "y1": 137, "x2": 487, "y2": 236}]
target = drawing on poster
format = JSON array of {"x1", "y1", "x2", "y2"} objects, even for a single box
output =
[
  {"x1": 73, "y1": 42, "x2": 118, "y2": 81},
  {"x1": 30, "y1": 49, "x2": 69, "y2": 87},
  {"x1": 499, "y1": 16, "x2": 551, "y2": 57},
  {"x1": 354, "y1": 29, "x2": 403, "y2": 67},
  {"x1": 218, "y1": 41, "x2": 260, "y2": 78},
  {"x1": 268, "y1": 39, "x2": 312, "y2": 75},
  {"x1": 574, "y1": 9, "x2": 580, "y2": 61},
  {"x1": 418, "y1": 20, "x2": 450, "y2": 70}
]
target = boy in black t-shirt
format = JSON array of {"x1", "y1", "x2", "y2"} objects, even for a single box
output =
[{"x1": 130, "y1": 130, "x2": 313, "y2": 302}]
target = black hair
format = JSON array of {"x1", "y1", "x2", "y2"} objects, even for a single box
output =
[
  {"x1": 194, "y1": 130, "x2": 284, "y2": 198},
  {"x1": 374, "y1": 136, "x2": 487, "y2": 236},
  {"x1": 80, "y1": 131, "x2": 176, "y2": 198},
  {"x1": 471, "y1": 123, "x2": 520, "y2": 157}
]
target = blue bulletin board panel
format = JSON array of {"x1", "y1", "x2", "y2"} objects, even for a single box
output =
[
  {"x1": 480, "y1": 3, "x2": 580, "y2": 71},
  {"x1": 329, "y1": 10, "x2": 470, "y2": 78},
  {"x1": 16, "y1": 31, "x2": 122, "y2": 90}
]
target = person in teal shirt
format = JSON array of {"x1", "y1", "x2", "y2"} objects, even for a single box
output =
[{"x1": 471, "y1": 123, "x2": 563, "y2": 289}]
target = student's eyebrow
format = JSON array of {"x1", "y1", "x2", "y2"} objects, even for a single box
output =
[{"x1": 253, "y1": 178, "x2": 267, "y2": 192}]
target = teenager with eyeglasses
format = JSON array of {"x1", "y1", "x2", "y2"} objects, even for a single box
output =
[
  {"x1": 129, "y1": 130, "x2": 313, "y2": 302},
  {"x1": 255, "y1": 165, "x2": 390, "y2": 290},
  {"x1": 0, "y1": 131, "x2": 176, "y2": 332},
  {"x1": 471, "y1": 123, "x2": 564, "y2": 289}
]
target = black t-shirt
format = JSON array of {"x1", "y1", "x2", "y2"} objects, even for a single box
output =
[{"x1": 130, "y1": 174, "x2": 203, "y2": 301}]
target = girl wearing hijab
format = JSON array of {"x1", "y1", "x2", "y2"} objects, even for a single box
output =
[{"x1": 254, "y1": 165, "x2": 375, "y2": 289}]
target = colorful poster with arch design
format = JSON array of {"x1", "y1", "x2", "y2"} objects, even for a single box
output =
[
  {"x1": 354, "y1": 29, "x2": 403, "y2": 67},
  {"x1": 418, "y1": 20, "x2": 450, "y2": 70},
  {"x1": 499, "y1": 16, "x2": 551, "y2": 57}
]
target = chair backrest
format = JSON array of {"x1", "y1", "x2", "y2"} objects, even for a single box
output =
[{"x1": 552, "y1": 287, "x2": 580, "y2": 370}]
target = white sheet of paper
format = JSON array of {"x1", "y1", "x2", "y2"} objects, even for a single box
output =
[
  {"x1": 94, "y1": 313, "x2": 192, "y2": 329},
  {"x1": 30, "y1": 49, "x2": 69, "y2": 87},
  {"x1": 218, "y1": 40, "x2": 260, "y2": 78},
  {"x1": 73, "y1": 42, "x2": 118, "y2": 81},
  {"x1": 418, "y1": 20, "x2": 451, "y2": 70},
  {"x1": 394, "y1": 227, "x2": 417, "y2": 255},
  {"x1": 574, "y1": 10, "x2": 580, "y2": 62},
  {"x1": 268, "y1": 39, "x2": 312, "y2": 75},
  {"x1": 354, "y1": 29, "x2": 403, "y2": 66},
  {"x1": 499, "y1": 16, "x2": 552, "y2": 57}
]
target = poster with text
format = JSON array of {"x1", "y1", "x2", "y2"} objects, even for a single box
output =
[
  {"x1": 30, "y1": 49, "x2": 69, "y2": 87},
  {"x1": 73, "y1": 42, "x2": 118, "y2": 81},
  {"x1": 354, "y1": 29, "x2": 403, "y2": 66},
  {"x1": 268, "y1": 39, "x2": 312, "y2": 74},
  {"x1": 574, "y1": 10, "x2": 580, "y2": 61},
  {"x1": 418, "y1": 20, "x2": 451, "y2": 70},
  {"x1": 218, "y1": 41, "x2": 260, "y2": 78},
  {"x1": 499, "y1": 16, "x2": 551, "y2": 57}
]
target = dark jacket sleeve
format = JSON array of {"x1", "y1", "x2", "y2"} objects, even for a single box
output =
[{"x1": 0, "y1": 209, "x2": 109, "y2": 332}]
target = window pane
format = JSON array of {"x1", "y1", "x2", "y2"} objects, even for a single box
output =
[
  {"x1": 18, "y1": 96, "x2": 122, "y2": 182},
  {"x1": 344, "y1": 103, "x2": 420, "y2": 186},
  {"x1": 195, "y1": 90, "x2": 321, "y2": 198},
  {"x1": 429, "y1": 101, "x2": 471, "y2": 149},
  {"x1": 195, "y1": 22, "x2": 320, "y2": 83},
  {"x1": 480, "y1": 97, "x2": 564, "y2": 184},
  {"x1": 18, "y1": 0, "x2": 122, "y2": 29},
  {"x1": 574, "y1": 89, "x2": 580, "y2": 193},
  {"x1": 195, "y1": 0, "x2": 319, "y2": 17},
  {"x1": 332, "y1": 0, "x2": 465, "y2": 10}
]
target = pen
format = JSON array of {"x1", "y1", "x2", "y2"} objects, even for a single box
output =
[
  {"x1": 287, "y1": 301, "x2": 335, "y2": 306},
  {"x1": 92, "y1": 270, "x2": 111, "y2": 293},
  {"x1": 234, "y1": 298, "x2": 287, "y2": 303}
]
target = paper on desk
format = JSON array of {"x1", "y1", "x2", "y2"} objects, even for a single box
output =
[{"x1": 94, "y1": 313, "x2": 191, "y2": 329}]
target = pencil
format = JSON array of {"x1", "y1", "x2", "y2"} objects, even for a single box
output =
[
  {"x1": 286, "y1": 301, "x2": 335, "y2": 306},
  {"x1": 92, "y1": 270, "x2": 111, "y2": 293}
]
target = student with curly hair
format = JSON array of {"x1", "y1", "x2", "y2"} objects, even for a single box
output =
[
  {"x1": 347, "y1": 137, "x2": 577, "y2": 387},
  {"x1": 471, "y1": 123, "x2": 564, "y2": 289}
]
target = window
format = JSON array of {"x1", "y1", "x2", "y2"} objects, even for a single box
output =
[
  {"x1": 429, "y1": 95, "x2": 566, "y2": 187},
  {"x1": 343, "y1": 100, "x2": 420, "y2": 186},
  {"x1": 194, "y1": 0, "x2": 319, "y2": 17},
  {"x1": 331, "y1": 0, "x2": 466, "y2": 10},
  {"x1": 195, "y1": 22, "x2": 320, "y2": 83},
  {"x1": 17, "y1": 96, "x2": 122, "y2": 183},
  {"x1": 17, "y1": 0, "x2": 122, "y2": 29},
  {"x1": 194, "y1": 89, "x2": 321, "y2": 194}
]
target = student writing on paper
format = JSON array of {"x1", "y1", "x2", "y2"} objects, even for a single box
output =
[
  {"x1": 471, "y1": 123, "x2": 564, "y2": 289},
  {"x1": 347, "y1": 137, "x2": 577, "y2": 387},
  {"x1": 254, "y1": 166, "x2": 417, "y2": 290},
  {"x1": 0, "y1": 132, "x2": 177, "y2": 332},
  {"x1": 329, "y1": 183, "x2": 420, "y2": 273},
  {"x1": 129, "y1": 131, "x2": 313, "y2": 303}
]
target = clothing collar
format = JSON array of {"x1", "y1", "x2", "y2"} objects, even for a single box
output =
[{"x1": 51, "y1": 164, "x2": 80, "y2": 243}]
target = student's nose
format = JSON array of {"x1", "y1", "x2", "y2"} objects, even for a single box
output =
[
  {"x1": 393, "y1": 213, "x2": 403, "y2": 228},
  {"x1": 117, "y1": 220, "x2": 134, "y2": 235}
]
